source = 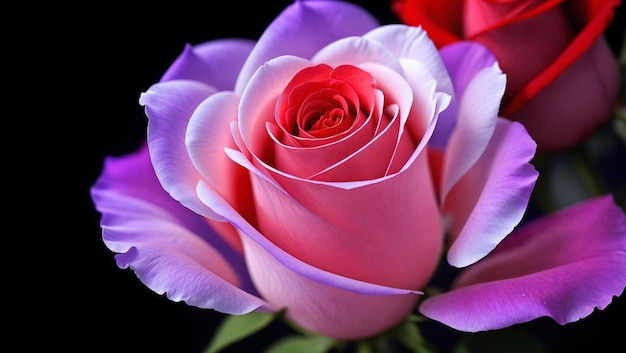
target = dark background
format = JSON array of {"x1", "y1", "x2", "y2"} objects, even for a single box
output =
[{"x1": 32, "y1": 1, "x2": 625, "y2": 352}]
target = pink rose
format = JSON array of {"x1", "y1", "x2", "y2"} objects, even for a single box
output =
[
  {"x1": 392, "y1": 0, "x2": 622, "y2": 152},
  {"x1": 91, "y1": 0, "x2": 626, "y2": 341}
]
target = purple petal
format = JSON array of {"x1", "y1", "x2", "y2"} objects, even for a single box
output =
[
  {"x1": 91, "y1": 144, "x2": 268, "y2": 314},
  {"x1": 421, "y1": 195, "x2": 626, "y2": 332},
  {"x1": 444, "y1": 119, "x2": 537, "y2": 267},
  {"x1": 439, "y1": 57, "x2": 505, "y2": 201},
  {"x1": 235, "y1": 0, "x2": 379, "y2": 94},
  {"x1": 160, "y1": 39, "x2": 255, "y2": 90},
  {"x1": 139, "y1": 79, "x2": 223, "y2": 220},
  {"x1": 432, "y1": 41, "x2": 498, "y2": 148},
  {"x1": 440, "y1": 42, "x2": 498, "y2": 105}
]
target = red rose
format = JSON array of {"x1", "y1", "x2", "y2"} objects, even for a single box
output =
[{"x1": 392, "y1": 0, "x2": 622, "y2": 152}]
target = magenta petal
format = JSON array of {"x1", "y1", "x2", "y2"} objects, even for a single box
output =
[
  {"x1": 444, "y1": 119, "x2": 537, "y2": 267},
  {"x1": 161, "y1": 39, "x2": 255, "y2": 90},
  {"x1": 90, "y1": 144, "x2": 268, "y2": 314},
  {"x1": 235, "y1": 0, "x2": 379, "y2": 93},
  {"x1": 139, "y1": 79, "x2": 223, "y2": 220},
  {"x1": 421, "y1": 195, "x2": 626, "y2": 332}
]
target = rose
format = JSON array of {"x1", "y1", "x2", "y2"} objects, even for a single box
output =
[
  {"x1": 391, "y1": 0, "x2": 622, "y2": 152},
  {"x1": 91, "y1": 0, "x2": 626, "y2": 340}
]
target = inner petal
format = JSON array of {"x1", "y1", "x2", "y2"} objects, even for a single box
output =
[
  {"x1": 298, "y1": 91, "x2": 354, "y2": 138},
  {"x1": 276, "y1": 64, "x2": 376, "y2": 145}
]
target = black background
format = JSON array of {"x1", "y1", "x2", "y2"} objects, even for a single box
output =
[{"x1": 29, "y1": 1, "x2": 625, "y2": 352}]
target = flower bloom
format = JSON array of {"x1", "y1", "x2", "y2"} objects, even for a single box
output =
[
  {"x1": 91, "y1": 0, "x2": 626, "y2": 340},
  {"x1": 391, "y1": 0, "x2": 622, "y2": 152}
]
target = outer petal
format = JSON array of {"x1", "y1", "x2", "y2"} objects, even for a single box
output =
[
  {"x1": 139, "y1": 79, "x2": 224, "y2": 220},
  {"x1": 160, "y1": 39, "x2": 255, "y2": 90},
  {"x1": 90, "y1": 144, "x2": 268, "y2": 314},
  {"x1": 185, "y1": 91, "x2": 257, "y2": 226},
  {"x1": 311, "y1": 35, "x2": 404, "y2": 73},
  {"x1": 240, "y1": 231, "x2": 418, "y2": 339},
  {"x1": 196, "y1": 170, "x2": 422, "y2": 297},
  {"x1": 235, "y1": 0, "x2": 379, "y2": 93},
  {"x1": 435, "y1": 41, "x2": 498, "y2": 150},
  {"x1": 440, "y1": 42, "x2": 498, "y2": 111},
  {"x1": 443, "y1": 119, "x2": 538, "y2": 267},
  {"x1": 420, "y1": 195, "x2": 626, "y2": 332},
  {"x1": 195, "y1": 177, "x2": 422, "y2": 339},
  {"x1": 249, "y1": 149, "x2": 442, "y2": 289},
  {"x1": 440, "y1": 57, "x2": 506, "y2": 202},
  {"x1": 364, "y1": 24, "x2": 457, "y2": 149},
  {"x1": 363, "y1": 24, "x2": 455, "y2": 104}
]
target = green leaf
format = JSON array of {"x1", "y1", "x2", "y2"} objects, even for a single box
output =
[
  {"x1": 203, "y1": 311, "x2": 279, "y2": 353},
  {"x1": 387, "y1": 316, "x2": 438, "y2": 353},
  {"x1": 263, "y1": 335, "x2": 337, "y2": 353},
  {"x1": 355, "y1": 339, "x2": 375, "y2": 353},
  {"x1": 452, "y1": 327, "x2": 547, "y2": 353}
]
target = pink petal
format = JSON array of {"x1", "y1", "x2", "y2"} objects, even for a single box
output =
[
  {"x1": 195, "y1": 172, "x2": 425, "y2": 339},
  {"x1": 186, "y1": 91, "x2": 240, "y2": 186},
  {"x1": 421, "y1": 195, "x2": 626, "y2": 332},
  {"x1": 444, "y1": 119, "x2": 538, "y2": 267},
  {"x1": 238, "y1": 148, "x2": 442, "y2": 291},
  {"x1": 364, "y1": 24, "x2": 455, "y2": 101},
  {"x1": 90, "y1": 144, "x2": 268, "y2": 314},
  {"x1": 195, "y1": 176, "x2": 420, "y2": 296},
  {"x1": 266, "y1": 64, "x2": 386, "y2": 178},
  {"x1": 365, "y1": 25, "x2": 457, "y2": 149},
  {"x1": 240, "y1": 232, "x2": 419, "y2": 340},
  {"x1": 311, "y1": 36, "x2": 403, "y2": 74},
  {"x1": 185, "y1": 91, "x2": 257, "y2": 222},
  {"x1": 238, "y1": 55, "x2": 313, "y2": 159},
  {"x1": 307, "y1": 104, "x2": 401, "y2": 181},
  {"x1": 372, "y1": 59, "x2": 449, "y2": 174},
  {"x1": 266, "y1": 100, "x2": 384, "y2": 179},
  {"x1": 139, "y1": 79, "x2": 223, "y2": 220},
  {"x1": 300, "y1": 63, "x2": 416, "y2": 180},
  {"x1": 235, "y1": 0, "x2": 379, "y2": 93}
]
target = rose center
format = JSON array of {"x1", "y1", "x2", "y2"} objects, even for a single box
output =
[
  {"x1": 305, "y1": 107, "x2": 345, "y2": 131},
  {"x1": 277, "y1": 64, "x2": 375, "y2": 140}
]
